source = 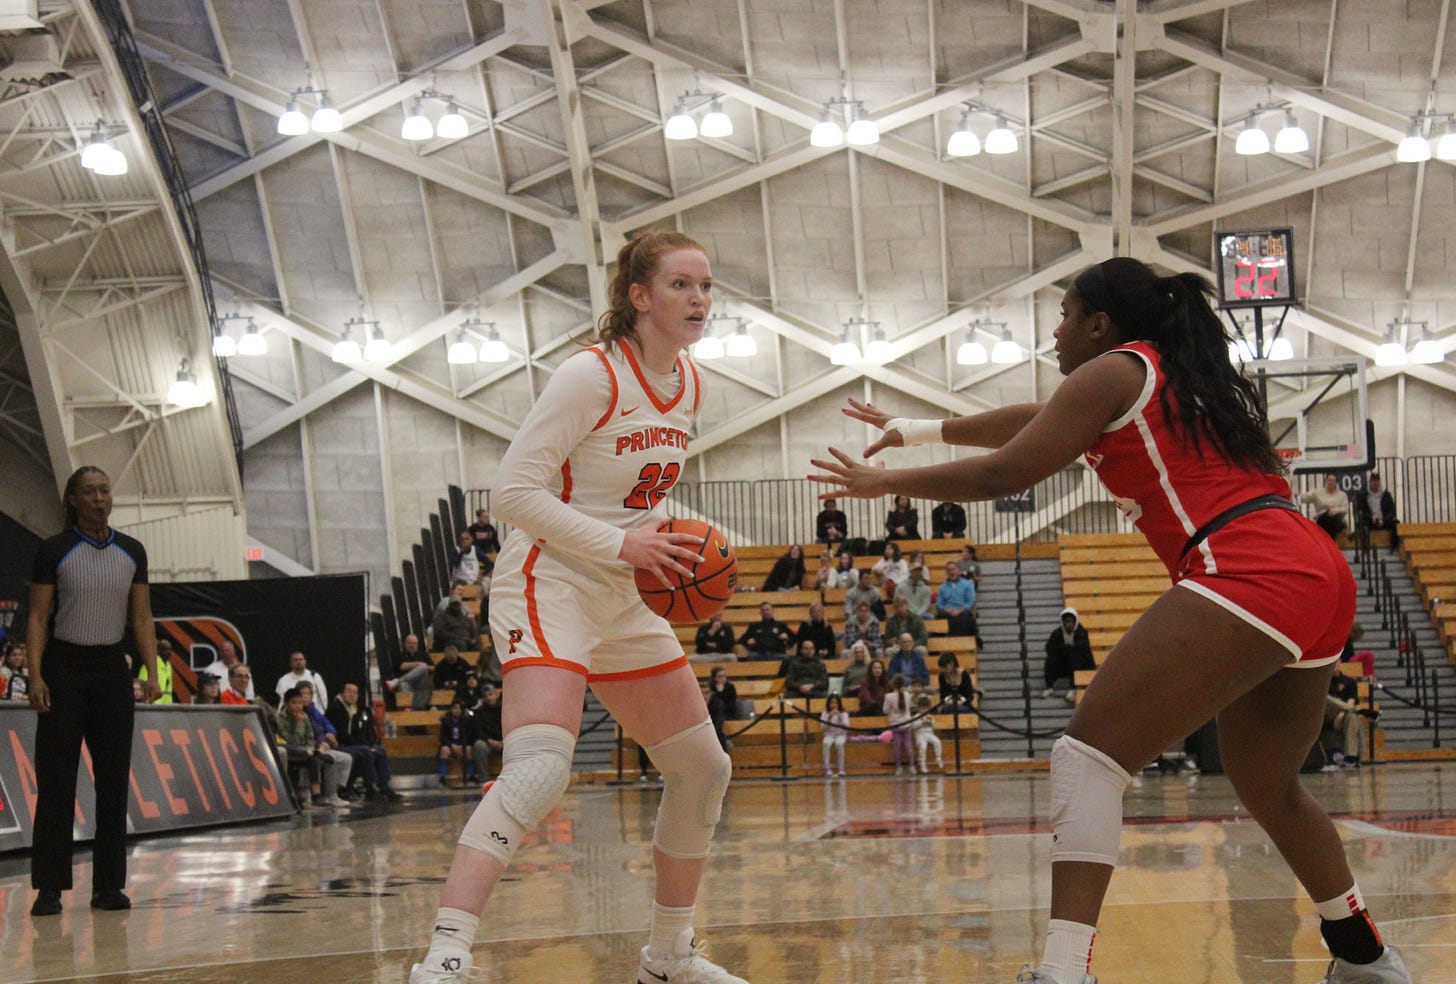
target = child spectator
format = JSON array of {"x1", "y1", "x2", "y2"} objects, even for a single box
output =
[
  {"x1": 883, "y1": 674, "x2": 914, "y2": 776},
  {"x1": 912, "y1": 693, "x2": 943, "y2": 773},
  {"x1": 438, "y1": 703, "x2": 475, "y2": 786},
  {"x1": 821, "y1": 694, "x2": 850, "y2": 777}
]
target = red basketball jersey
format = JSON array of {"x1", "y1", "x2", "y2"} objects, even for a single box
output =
[{"x1": 1082, "y1": 341, "x2": 1291, "y2": 577}]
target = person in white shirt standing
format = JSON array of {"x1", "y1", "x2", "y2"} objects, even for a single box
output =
[{"x1": 409, "y1": 230, "x2": 745, "y2": 984}]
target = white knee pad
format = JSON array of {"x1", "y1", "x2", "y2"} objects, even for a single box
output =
[
  {"x1": 1048, "y1": 734, "x2": 1130, "y2": 866},
  {"x1": 645, "y1": 720, "x2": 732, "y2": 860},
  {"x1": 459, "y1": 723, "x2": 574, "y2": 865}
]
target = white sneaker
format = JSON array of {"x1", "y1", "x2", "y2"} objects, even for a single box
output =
[
  {"x1": 1014, "y1": 966, "x2": 1096, "y2": 984},
  {"x1": 637, "y1": 928, "x2": 747, "y2": 984},
  {"x1": 409, "y1": 953, "x2": 482, "y2": 983},
  {"x1": 1319, "y1": 946, "x2": 1413, "y2": 984}
]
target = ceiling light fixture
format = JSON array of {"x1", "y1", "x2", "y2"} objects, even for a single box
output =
[
  {"x1": 946, "y1": 108, "x2": 981, "y2": 157},
  {"x1": 1435, "y1": 118, "x2": 1456, "y2": 161},
  {"x1": 79, "y1": 121, "x2": 127, "y2": 175},
  {"x1": 724, "y1": 319, "x2": 757, "y2": 358},
  {"x1": 436, "y1": 100, "x2": 468, "y2": 140},
  {"x1": 235, "y1": 318, "x2": 267, "y2": 356},
  {"x1": 1410, "y1": 323, "x2": 1443, "y2": 365},
  {"x1": 363, "y1": 323, "x2": 391, "y2": 363},
  {"x1": 845, "y1": 102, "x2": 879, "y2": 146},
  {"x1": 983, "y1": 114, "x2": 1018, "y2": 154},
  {"x1": 810, "y1": 106, "x2": 844, "y2": 148},
  {"x1": 1273, "y1": 110, "x2": 1309, "y2": 154},
  {"x1": 1374, "y1": 323, "x2": 1408, "y2": 367},
  {"x1": 665, "y1": 89, "x2": 732, "y2": 142},
  {"x1": 277, "y1": 75, "x2": 344, "y2": 136},
  {"x1": 990, "y1": 326, "x2": 1023, "y2": 364},
  {"x1": 447, "y1": 328, "x2": 478, "y2": 365},
  {"x1": 333, "y1": 318, "x2": 367, "y2": 363},
  {"x1": 1235, "y1": 109, "x2": 1271, "y2": 155},
  {"x1": 211, "y1": 332, "x2": 237, "y2": 358},
  {"x1": 1396, "y1": 115, "x2": 1433, "y2": 163},
  {"x1": 699, "y1": 97, "x2": 733, "y2": 138},
  {"x1": 469, "y1": 320, "x2": 509, "y2": 363},
  {"x1": 831, "y1": 318, "x2": 874, "y2": 365},
  {"x1": 166, "y1": 357, "x2": 208, "y2": 408}
]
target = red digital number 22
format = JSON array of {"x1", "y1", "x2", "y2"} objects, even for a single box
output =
[{"x1": 624, "y1": 462, "x2": 681, "y2": 510}]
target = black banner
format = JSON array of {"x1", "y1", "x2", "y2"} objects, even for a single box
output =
[
  {"x1": 0, "y1": 703, "x2": 295, "y2": 852},
  {"x1": 149, "y1": 574, "x2": 368, "y2": 707},
  {"x1": 994, "y1": 489, "x2": 1036, "y2": 513}
]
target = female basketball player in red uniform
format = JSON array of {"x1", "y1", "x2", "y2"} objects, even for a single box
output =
[
  {"x1": 810, "y1": 257, "x2": 1411, "y2": 984},
  {"x1": 410, "y1": 230, "x2": 748, "y2": 984}
]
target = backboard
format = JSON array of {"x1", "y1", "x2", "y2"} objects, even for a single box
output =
[{"x1": 1243, "y1": 356, "x2": 1370, "y2": 475}]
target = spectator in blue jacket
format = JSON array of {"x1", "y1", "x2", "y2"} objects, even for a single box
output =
[
  {"x1": 886, "y1": 632, "x2": 930, "y2": 689},
  {"x1": 935, "y1": 562, "x2": 978, "y2": 640}
]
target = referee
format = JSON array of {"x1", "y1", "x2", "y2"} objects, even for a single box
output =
[{"x1": 25, "y1": 466, "x2": 160, "y2": 917}]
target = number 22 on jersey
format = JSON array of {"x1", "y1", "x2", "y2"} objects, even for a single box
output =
[{"x1": 624, "y1": 462, "x2": 681, "y2": 510}]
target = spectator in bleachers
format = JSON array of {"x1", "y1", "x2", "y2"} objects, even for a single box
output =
[
  {"x1": 435, "y1": 579, "x2": 470, "y2": 616},
  {"x1": 1341, "y1": 623, "x2": 1375, "y2": 680},
  {"x1": 701, "y1": 680, "x2": 729, "y2": 752},
  {"x1": 431, "y1": 599, "x2": 480, "y2": 653},
  {"x1": 885, "y1": 495, "x2": 919, "y2": 541},
  {"x1": 887, "y1": 632, "x2": 930, "y2": 689},
  {"x1": 1354, "y1": 473, "x2": 1399, "y2": 549},
  {"x1": 221, "y1": 665, "x2": 254, "y2": 705},
  {"x1": 955, "y1": 544, "x2": 982, "y2": 586},
  {"x1": 912, "y1": 693, "x2": 943, "y2": 772},
  {"x1": 1300, "y1": 474, "x2": 1349, "y2": 541},
  {"x1": 692, "y1": 615, "x2": 736, "y2": 661},
  {"x1": 815, "y1": 497, "x2": 848, "y2": 545},
  {"x1": 276, "y1": 686, "x2": 349, "y2": 808},
  {"x1": 327, "y1": 681, "x2": 402, "y2": 801},
  {"x1": 137, "y1": 639, "x2": 175, "y2": 704},
  {"x1": 937, "y1": 652, "x2": 977, "y2": 709},
  {"x1": 1042, "y1": 607, "x2": 1095, "y2": 701},
  {"x1": 450, "y1": 529, "x2": 482, "y2": 585},
  {"x1": 457, "y1": 670, "x2": 485, "y2": 711},
  {"x1": 871, "y1": 542, "x2": 909, "y2": 591},
  {"x1": 192, "y1": 672, "x2": 222, "y2": 705},
  {"x1": 433, "y1": 645, "x2": 473, "y2": 694},
  {"x1": 1322, "y1": 671, "x2": 1376, "y2": 769},
  {"x1": 841, "y1": 641, "x2": 872, "y2": 692},
  {"x1": 794, "y1": 601, "x2": 837, "y2": 659},
  {"x1": 2, "y1": 643, "x2": 28, "y2": 701},
  {"x1": 467, "y1": 508, "x2": 501, "y2": 558},
  {"x1": 843, "y1": 568, "x2": 884, "y2": 620},
  {"x1": 883, "y1": 673, "x2": 914, "y2": 776},
  {"x1": 932, "y1": 500, "x2": 966, "y2": 539},
  {"x1": 899, "y1": 564, "x2": 932, "y2": 618},
  {"x1": 383, "y1": 633, "x2": 435, "y2": 710},
  {"x1": 470, "y1": 683, "x2": 504, "y2": 780},
  {"x1": 297, "y1": 681, "x2": 360, "y2": 802},
  {"x1": 783, "y1": 639, "x2": 829, "y2": 698},
  {"x1": 741, "y1": 602, "x2": 794, "y2": 661},
  {"x1": 437, "y1": 701, "x2": 476, "y2": 786},
  {"x1": 820, "y1": 694, "x2": 850, "y2": 776},
  {"x1": 762, "y1": 544, "x2": 806, "y2": 592},
  {"x1": 934, "y1": 562, "x2": 978, "y2": 639},
  {"x1": 825, "y1": 552, "x2": 857, "y2": 590},
  {"x1": 200, "y1": 639, "x2": 252, "y2": 700},
  {"x1": 707, "y1": 667, "x2": 740, "y2": 720},
  {"x1": 857, "y1": 658, "x2": 888, "y2": 715},
  {"x1": 842, "y1": 601, "x2": 883, "y2": 658},
  {"x1": 274, "y1": 650, "x2": 328, "y2": 712},
  {"x1": 883, "y1": 596, "x2": 928, "y2": 649},
  {"x1": 906, "y1": 549, "x2": 930, "y2": 582},
  {"x1": 812, "y1": 552, "x2": 839, "y2": 592}
]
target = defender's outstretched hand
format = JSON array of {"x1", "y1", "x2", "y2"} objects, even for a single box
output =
[
  {"x1": 809, "y1": 447, "x2": 890, "y2": 500},
  {"x1": 840, "y1": 398, "x2": 903, "y2": 458}
]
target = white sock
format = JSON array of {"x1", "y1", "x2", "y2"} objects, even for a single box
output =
[
  {"x1": 1315, "y1": 883, "x2": 1367, "y2": 921},
  {"x1": 425, "y1": 907, "x2": 478, "y2": 967},
  {"x1": 647, "y1": 902, "x2": 694, "y2": 958},
  {"x1": 1040, "y1": 918, "x2": 1096, "y2": 983}
]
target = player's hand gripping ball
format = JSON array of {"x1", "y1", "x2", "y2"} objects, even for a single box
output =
[{"x1": 634, "y1": 519, "x2": 738, "y2": 624}]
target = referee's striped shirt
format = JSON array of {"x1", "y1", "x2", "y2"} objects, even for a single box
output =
[{"x1": 31, "y1": 527, "x2": 148, "y2": 647}]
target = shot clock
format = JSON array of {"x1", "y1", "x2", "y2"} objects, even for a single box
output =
[{"x1": 1214, "y1": 228, "x2": 1298, "y2": 309}]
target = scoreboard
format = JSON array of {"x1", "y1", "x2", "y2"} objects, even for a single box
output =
[{"x1": 1214, "y1": 228, "x2": 1298, "y2": 309}]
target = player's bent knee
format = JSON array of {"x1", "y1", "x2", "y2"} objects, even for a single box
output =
[
  {"x1": 1048, "y1": 734, "x2": 1130, "y2": 867},
  {"x1": 459, "y1": 723, "x2": 575, "y2": 865},
  {"x1": 646, "y1": 720, "x2": 731, "y2": 860}
]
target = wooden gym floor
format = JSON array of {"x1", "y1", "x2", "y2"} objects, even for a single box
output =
[{"x1": 2, "y1": 763, "x2": 1454, "y2": 983}]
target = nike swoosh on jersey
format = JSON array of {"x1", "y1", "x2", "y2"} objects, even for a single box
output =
[{"x1": 620, "y1": 406, "x2": 640, "y2": 417}]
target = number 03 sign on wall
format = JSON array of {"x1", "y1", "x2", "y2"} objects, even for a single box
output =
[{"x1": 1214, "y1": 228, "x2": 1298, "y2": 309}]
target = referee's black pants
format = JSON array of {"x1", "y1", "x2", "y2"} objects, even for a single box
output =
[{"x1": 31, "y1": 647, "x2": 135, "y2": 893}]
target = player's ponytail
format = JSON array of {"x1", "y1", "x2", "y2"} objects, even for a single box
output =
[
  {"x1": 1077, "y1": 258, "x2": 1283, "y2": 475},
  {"x1": 594, "y1": 229, "x2": 707, "y2": 350}
]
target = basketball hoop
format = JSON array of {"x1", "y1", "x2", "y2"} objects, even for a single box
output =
[{"x1": 1275, "y1": 448, "x2": 1303, "y2": 463}]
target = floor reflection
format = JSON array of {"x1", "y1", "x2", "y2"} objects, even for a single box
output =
[{"x1": 0, "y1": 764, "x2": 1452, "y2": 983}]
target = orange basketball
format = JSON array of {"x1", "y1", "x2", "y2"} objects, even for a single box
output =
[{"x1": 634, "y1": 518, "x2": 738, "y2": 624}]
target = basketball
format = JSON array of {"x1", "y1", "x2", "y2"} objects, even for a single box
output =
[{"x1": 634, "y1": 518, "x2": 738, "y2": 624}]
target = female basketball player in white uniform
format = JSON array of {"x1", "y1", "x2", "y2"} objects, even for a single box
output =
[
  {"x1": 410, "y1": 230, "x2": 747, "y2": 984},
  {"x1": 811, "y1": 258, "x2": 1410, "y2": 984}
]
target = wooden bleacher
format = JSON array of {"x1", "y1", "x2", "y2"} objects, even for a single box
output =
[
  {"x1": 1401, "y1": 523, "x2": 1456, "y2": 664},
  {"x1": 1057, "y1": 533, "x2": 1168, "y2": 667}
]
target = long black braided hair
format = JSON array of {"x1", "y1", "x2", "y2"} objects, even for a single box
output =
[{"x1": 1073, "y1": 257, "x2": 1284, "y2": 476}]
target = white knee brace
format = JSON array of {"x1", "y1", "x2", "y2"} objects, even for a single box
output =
[
  {"x1": 646, "y1": 720, "x2": 732, "y2": 860},
  {"x1": 459, "y1": 723, "x2": 574, "y2": 865},
  {"x1": 1048, "y1": 734, "x2": 1130, "y2": 866}
]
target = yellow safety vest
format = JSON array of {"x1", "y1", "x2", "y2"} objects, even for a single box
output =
[{"x1": 138, "y1": 658, "x2": 174, "y2": 704}]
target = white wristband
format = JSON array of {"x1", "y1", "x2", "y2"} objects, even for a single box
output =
[{"x1": 885, "y1": 417, "x2": 942, "y2": 447}]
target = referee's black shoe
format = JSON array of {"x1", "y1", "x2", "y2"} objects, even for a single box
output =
[
  {"x1": 90, "y1": 890, "x2": 131, "y2": 910},
  {"x1": 31, "y1": 890, "x2": 62, "y2": 916}
]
